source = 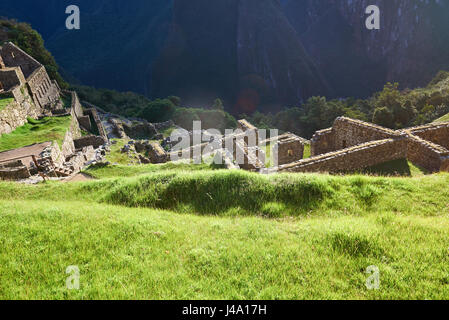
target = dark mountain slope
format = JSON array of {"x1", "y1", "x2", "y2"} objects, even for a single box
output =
[
  {"x1": 282, "y1": 0, "x2": 449, "y2": 97},
  {"x1": 1, "y1": 0, "x2": 448, "y2": 112},
  {"x1": 1, "y1": 0, "x2": 172, "y2": 95},
  {"x1": 153, "y1": 0, "x2": 331, "y2": 111}
]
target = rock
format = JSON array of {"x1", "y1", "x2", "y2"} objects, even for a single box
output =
[{"x1": 121, "y1": 145, "x2": 130, "y2": 153}]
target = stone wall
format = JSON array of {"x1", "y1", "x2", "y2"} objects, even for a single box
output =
[
  {"x1": 0, "y1": 67, "x2": 26, "y2": 91},
  {"x1": 273, "y1": 134, "x2": 304, "y2": 166},
  {"x1": 74, "y1": 135, "x2": 106, "y2": 150},
  {"x1": 68, "y1": 91, "x2": 91, "y2": 130},
  {"x1": 0, "y1": 160, "x2": 31, "y2": 180},
  {"x1": 406, "y1": 135, "x2": 449, "y2": 172},
  {"x1": 78, "y1": 116, "x2": 91, "y2": 131},
  {"x1": 60, "y1": 109, "x2": 83, "y2": 159},
  {"x1": 311, "y1": 117, "x2": 402, "y2": 156},
  {"x1": 310, "y1": 128, "x2": 335, "y2": 156},
  {"x1": 41, "y1": 141, "x2": 65, "y2": 168},
  {"x1": 332, "y1": 117, "x2": 401, "y2": 150},
  {"x1": 238, "y1": 119, "x2": 257, "y2": 131},
  {"x1": 84, "y1": 108, "x2": 108, "y2": 141},
  {"x1": 0, "y1": 85, "x2": 40, "y2": 135},
  {"x1": 26, "y1": 66, "x2": 60, "y2": 109},
  {"x1": 70, "y1": 91, "x2": 83, "y2": 119},
  {"x1": 0, "y1": 42, "x2": 41, "y2": 78},
  {"x1": 407, "y1": 123, "x2": 449, "y2": 150},
  {"x1": 278, "y1": 138, "x2": 408, "y2": 173}
]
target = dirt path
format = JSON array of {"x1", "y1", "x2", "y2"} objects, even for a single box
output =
[{"x1": 64, "y1": 172, "x2": 94, "y2": 182}]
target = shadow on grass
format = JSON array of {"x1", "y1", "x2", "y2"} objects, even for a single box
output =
[{"x1": 101, "y1": 170, "x2": 334, "y2": 216}]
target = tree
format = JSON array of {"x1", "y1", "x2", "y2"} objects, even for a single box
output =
[
  {"x1": 373, "y1": 107, "x2": 394, "y2": 128},
  {"x1": 138, "y1": 99, "x2": 176, "y2": 123},
  {"x1": 168, "y1": 96, "x2": 181, "y2": 106},
  {"x1": 212, "y1": 98, "x2": 224, "y2": 111}
]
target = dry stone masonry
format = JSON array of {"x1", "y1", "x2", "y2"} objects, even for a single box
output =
[
  {"x1": 273, "y1": 134, "x2": 305, "y2": 166},
  {"x1": 0, "y1": 44, "x2": 109, "y2": 181},
  {"x1": 298, "y1": 117, "x2": 449, "y2": 174}
]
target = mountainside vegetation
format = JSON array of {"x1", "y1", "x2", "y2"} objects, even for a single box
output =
[
  {"x1": 0, "y1": 19, "x2": 67, "y2": 88},
  {"x1": 246, "y1": 71, "x2": 449, "y2": 138},
  {"x1": 3, "y1": 0, "x2": 449, "y2": 110},
  {"x1": 0, "y1": 116, "x2": 72, "y2": 152}
]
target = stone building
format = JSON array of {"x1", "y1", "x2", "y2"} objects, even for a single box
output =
[
  {"x1": 0, "y1": 44, "x2": 109, "y2": 181},
  {"x1": 0, "y1": 42, "x2": 60, "y2": 110},
  {"x1": 272, "y1": 134, "x2": 305, "y2": 166},
  {"x1": 276, "y1": 117, "x2": 449, "y2": 174}
]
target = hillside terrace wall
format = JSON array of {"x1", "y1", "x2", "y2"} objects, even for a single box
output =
[
  {"x1": 74, "y1": 135, "x2": 106, "y2": 150},
  {"x1": 277, "y1": 138, "x2": 408, "y2": 173},
  {"x1": 84, "y1": 108, "x2": 108, "y2": 142},
  {"x1": 59, "y1": 109, "x2": 82, "y2": 159},
  {"x1": 0, "y1": 85, "x2": 40, "y2": 135}
]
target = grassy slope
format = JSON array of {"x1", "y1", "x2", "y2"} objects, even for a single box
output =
[
  {"x1": 1, "y1": 199, "x2": 448, "y2": 300},
  {"x1": 0, "y1": 98, "x2": 14, "y2": 112},
  {"x1": 0, "y1": 169, "x2": 449, "y2": 299},
  {"x1": 435, "y1": 113, "x2": 449, "y2": 123},
  {"x1": 0, "y1": 116, "x2": 72, "y2": 152}
]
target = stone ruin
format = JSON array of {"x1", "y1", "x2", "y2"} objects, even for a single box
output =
[
  {"x1": 0, "y1": 43, "x2": 109, "y2": 181},
  {"x1": 274, "y1": 117, "x2": 449, "y2": 174},
  {"x1": 163, "y1": 116, "x2": 449, "y2": 175},
  {"x1": 1, "y1": 44, "x2": 448, "y2": 178},
  {"x1": 272, "y1": 134, "x2": 305, "y2": 166}
]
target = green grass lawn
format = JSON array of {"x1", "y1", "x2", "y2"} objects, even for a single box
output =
[
  {"x1": 0, "y1": 97, "x2": 14, "y2": 112},
  {"x1": 86, "y1": 162, "x2": 218, "y2": 179},
  {"x1": 0, "y1": 116, "x2": 72, "y2": 152},
  {"x1": 303, "y1": 144, "x2": 311, "y2": 159},
  {"x1": 360, "y1": 159, "x2": 427, "y2": 177},
  {"x1": 160, "y1": 126, "x2": 177, "y2": 139},
  {"x1": 0, "y1": 146, "x2": 448, "y2": 299},
  {"x1": 434, "y1": 112, "x2": 449, "y2": 123},
  {"x1": 0, "y1": 170, "x2": 448, "y2": 299},
  {"x1": 0, "y1": 199, "x2": 448, "y2": 300}
]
